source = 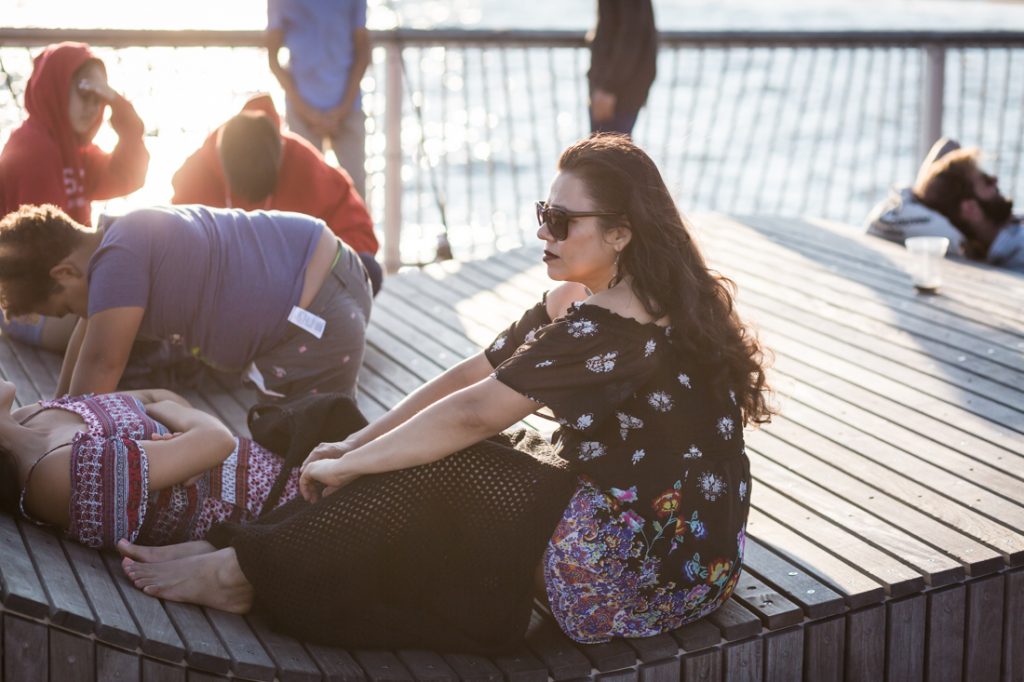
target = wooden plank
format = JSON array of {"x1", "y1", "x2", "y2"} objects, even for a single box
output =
[
  {"x1": 18, "y1": 521, "x2": 94, "y2": 633},
  {"x1": 925, "y1": 585, "x2": 965, "y2": 682},
  {"x1": 49, "y1": 628, "x2": 94, "y2": 682},
  {"x1": 843, "y1": 604, "x2": 885, "y2": 682},
  {"x1": 142, "y1": 658, "x2": 187, "y2": 682},
  {"x1": 746, "y1": 515, "x2": 884, "y2": 609},
  {"x1": 638, "y1": 658, "x2": 679, "y2": 682},
  {"x1": 762, "y1": 627, "x2": 802, "y2": 682},
  {"x1": 525, "y1": 619, "x2": 593, "y2": 680},
  {"x1": 162, "y1": 602, "x2": 232, "y2": 675},
  {"x1": 746, "y1": 448, "x2": 966, "y2": 587},
  {"x1": 0, "y1": 514, "x2": 49, "y2": 618},
  {"x1": 575, "y1": 638, "x2": 638, "y2": 672},
  {"x1": 303, "y1": 644, "x2": 367, "y2": 682},
  {"x1": 100, "y1": 553, "x2": 185, "y2": 662},
  {"x1": 705, "y1": 600, "x2": 761, "y2": 642},
  {"x1": 885, "y1": 594, "x2": 926, "y2": 682},
  {"x1": 626, "y1": 633, "x2": 678, "y2": 663},
  {"x1": 672, "y1": 619, "x2": 721, "y2": 652},
  {"x1": 802, "y1": 616, "x2": 844, "y2": 682},
  {"x1": 731, "y1": 570, "x2": 804, "y2": 630},
  {"x1": 245, "y1": 614, "x2": 322, "y2": 682},
  {"x1": 62, "y1": 540, "x2": 140, "y2": 649},
  {"x1": 203, "y1": 609, "x2": 275, "y2": 681},
  {"x1": 595, "y1": 670, "x2": 637, "y2": 682},
  {"x1": 749, "y1": 411, "x2": 1023, "y2": 569},
  {"x1": 396, "y1": 650, "x2": 458, "y2": 682},
  {"x1": 3, "y1": 614, "x2": 47, "y2": 682},
  {"x1": 740, "y1": 539, "x2": 845, "y2": 619},
  {"x1": 680, "y1": 649, "x2": 721, "y2": 682},
  {"x1": 721, "y1": 639, "x2": 761, "y2": 682},
  {"x1": 491, "y1": 649, "x2": 550, "y2": 682},
  {"x1": 0, "y1": 336, "x2": 45, "y2": 403},
  {"x1": 1004, "y1": 569, "x2": 1024, "y2": 682},
  {"x1": 352, "y1": 650, "x2": 414, "y2": 682},
  {"x1": 750, "y1": 486, "x2": 926, "y2": 598},
  {"x1": 96, "y1": 644, "x2": 141, "y2": 681},
  {"x1": 441, "y1": 654, "x2": 503, "y2": 682},
  {"x1": 964, "y1": 574, "x2": 1005, "y2": 682}
]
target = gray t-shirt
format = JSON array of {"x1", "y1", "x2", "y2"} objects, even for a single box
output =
[{"x1": 88, "y1": 205, "x2": 321, "y2": 371}]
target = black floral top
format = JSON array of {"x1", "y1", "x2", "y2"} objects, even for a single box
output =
[{"x1": 487, "y1": 299, "x2": 751, "y2": 642}]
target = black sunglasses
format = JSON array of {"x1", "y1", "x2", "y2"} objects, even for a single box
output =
[{"x1": 535, "y1": 201, "x2": 622, "y2": 241}]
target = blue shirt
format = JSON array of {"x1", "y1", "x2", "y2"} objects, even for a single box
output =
[
  {"x1": 88, "y1": 205, "x2": 322, "y2": 371},
  {"x1": 268, "y1": 0, "x2": 367, "y2": 112}
]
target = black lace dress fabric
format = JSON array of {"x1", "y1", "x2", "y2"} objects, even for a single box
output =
[{"x1": 207, "y1": 429, "x2": 574, "y2": 654}]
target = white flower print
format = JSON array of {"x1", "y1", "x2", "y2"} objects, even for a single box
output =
[
  {"x1": 648, "y1": 391, "x2": 674, "y2": 412},
  {"x1": 678, "y1": 373, "x2": 692, "y2": 389},
  {"x1": 729, "y1": 389, "x2": 737, "y2": 405},
  {"x1": 716, "y1": 416, "x2": 735, "y2": 440},
  {"x1": 684, "y1": 445, "x2": 703, "y2": 459},
  {"x1": 490, "y1": 334, "x2": 507, "y2": 352},
  {"x1": 535, "y1": 360, "x2": 554, "y2": 368},
  {"x1": 631, "y1": 449, "x2": 646, "y2": 465},
  {"x1": 644, "y1": 339, "x2": 657, "y2": 357},
  {"x1": 739, "y1": 479, "x2": 748, "y2": 501},
  {"x1": 524, "y1": 327, "x2": 542, "y2": 344},
  {"x1": 575, "y1": 413, "x2": 594, "y2": 430},
  {"x1": 579, "y1": 441, "x2": 608, "y2": 461},
  {"x1": 585, "y1": 352, "x2": 618, "y2": 373},
  {"x1": 698, "y1": 472, "x2": 727, "y2": 501},
  {"x1": 568, "y1": 319, "x2": 598, "y2": 338},
  {"x1": 616, "y1": 412, "x2": 644, "y2": 440}
]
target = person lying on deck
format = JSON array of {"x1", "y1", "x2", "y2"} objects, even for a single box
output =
[
  {"x1": 865, "y1": 138, "x2": 1024, "y2": 273},
  {"x1": 117, "y1": 134, "x2": 774, "y2": 653},
  {"x1": 0, "y1": 203, "x2": 373, "y2": 403},
  {"x1": 0, "y1": 383, "x2": 304, "y2": 550}
]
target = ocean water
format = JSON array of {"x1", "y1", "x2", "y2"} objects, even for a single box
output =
[{"x1": 3, "y1": 1, "x2": 1024, "y2": 264}]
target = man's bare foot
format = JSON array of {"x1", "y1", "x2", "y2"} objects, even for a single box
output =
[
  {"x1": 117, "y1": 539, "x2": 216, "y2": 563},
  {"x1": 121, "y1": 549, "x2": 253, "y2": 613}
]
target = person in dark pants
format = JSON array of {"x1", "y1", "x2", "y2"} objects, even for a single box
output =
[{"x1": 588, "y1": 0, "x2": 658, "y2": 136}]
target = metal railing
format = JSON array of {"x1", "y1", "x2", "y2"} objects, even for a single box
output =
[{"x1": 2, "y1": 27, "x2": 1023, "y2": 271}]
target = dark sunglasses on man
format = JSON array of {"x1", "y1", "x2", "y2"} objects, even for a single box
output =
[{"x1": 535, "y1": 200, "x2": 621, "y2": 241}]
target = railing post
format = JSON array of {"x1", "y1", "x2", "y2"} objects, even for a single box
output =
[
  {"x1": 919, "y1": 44, "x2": 945, "y2": 162},
  {"x1": 384, "y1": 42, "x2": 403, "y2": 274}
]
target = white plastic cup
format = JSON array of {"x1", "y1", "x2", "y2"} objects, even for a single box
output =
[{"x1": 905, "y1": 236, "x2": 949, "y2": 293}]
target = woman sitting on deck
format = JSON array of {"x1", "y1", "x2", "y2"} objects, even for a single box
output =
[
  {"x1": 119, "y1": 135, "x2": 773, "y2": 651},
  {"x1": 0, "y1": 384, "x2": 307, "y2": 550}
]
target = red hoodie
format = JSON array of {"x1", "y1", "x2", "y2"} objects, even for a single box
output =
[
  {"x1": 0, "y1": 42, "x2": 149, "y2": 226},
  {"x1": 171, "y1": 94, "x2": 378, "y2": 255}
]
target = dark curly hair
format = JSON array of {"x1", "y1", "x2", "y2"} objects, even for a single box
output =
[
  {"x1": 558, "y1": 134, "x2": 773, "y2": 426},
  {"x1": 0, "y1": 204, "x2": 86, "y2": 318},
  {"x1": 218, "y1": 112, "x2": 283, "y2": 204}
]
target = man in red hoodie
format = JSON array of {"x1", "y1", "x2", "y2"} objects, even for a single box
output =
[
  {"x1": 0, "y1": 41, "x2": 149, "y2": 350},
  {"x1": 171, "y1": 94, "x2": 381, "y2": 294}
]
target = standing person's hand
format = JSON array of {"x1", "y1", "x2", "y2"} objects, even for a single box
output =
[
  {"x1": 77, "y1": 77, "x2": 117, "y2": 104},
  {"x1": 590, "y1": 88, "x2": 617, "y2": 122}
]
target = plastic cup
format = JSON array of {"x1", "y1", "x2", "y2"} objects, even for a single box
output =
[{"x1": 905, "y1": 236, "x2": 949, "y2": 293}]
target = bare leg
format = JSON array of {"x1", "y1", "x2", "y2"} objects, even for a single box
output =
[
  {"x1": 121, "y1": 548, "x2": 253, "y2": 613},
  {"x1": 117, "y1": 539, "x2": 216, "y2": 563}
]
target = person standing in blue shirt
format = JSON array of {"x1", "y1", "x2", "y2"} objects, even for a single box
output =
[{"x1": 267, "y1": 0, "x2": 371, "y2": 200}]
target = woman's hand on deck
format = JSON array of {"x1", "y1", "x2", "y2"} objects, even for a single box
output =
[{"x1": 299, "y1": 458, "x2": 358, "y2": 503}]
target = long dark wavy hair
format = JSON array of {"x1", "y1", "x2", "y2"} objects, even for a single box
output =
[{"x1": 559, "y1": 134, "x2": 773, "y2": 425}]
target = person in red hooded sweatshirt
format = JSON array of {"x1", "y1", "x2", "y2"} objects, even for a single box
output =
[
  {"x1": 0, "y1": 42, "x2": 149, "y2": 350},
  {"x1": 171, "y1": 94, "x2": 381, "y2": 294}
]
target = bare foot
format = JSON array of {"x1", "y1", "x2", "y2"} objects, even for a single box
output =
[
  {"x1": 117, "y1": 539, "x2": 216, "y2": 563},
  {"x1": 121, "y1": 549, "x2": 253, "y2": 613}
]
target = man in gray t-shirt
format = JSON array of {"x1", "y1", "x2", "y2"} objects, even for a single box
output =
[{"x1": 0, "y1": 203, "x2": 372, "y2": 401}]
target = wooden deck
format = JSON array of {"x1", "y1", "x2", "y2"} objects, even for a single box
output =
[{"x1": 1, "y1": 214, "x2": 1022, "y2": 681}]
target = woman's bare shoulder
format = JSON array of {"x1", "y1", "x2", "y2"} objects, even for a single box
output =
[{"x1": 544, "y1": 282, "x2": 590, "y2": 320}]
